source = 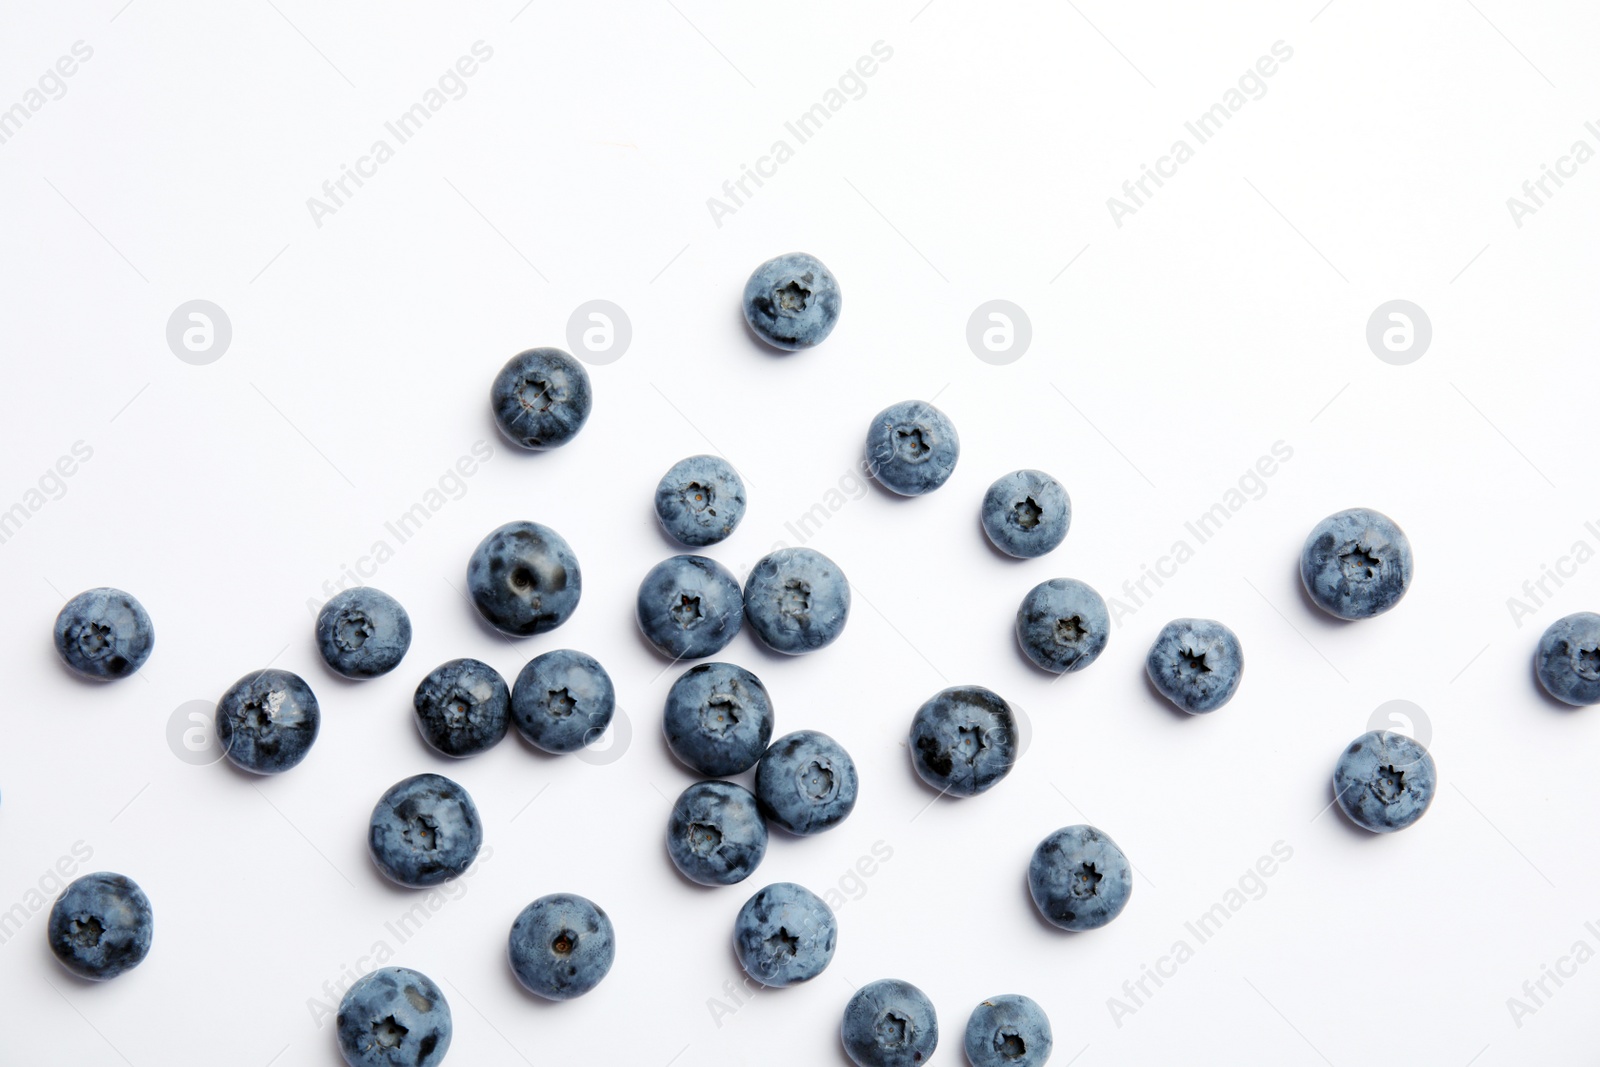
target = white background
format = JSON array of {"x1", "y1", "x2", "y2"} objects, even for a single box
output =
[{"x1": 2, "y1": 1, "x2": 1598, "y2": 1064}]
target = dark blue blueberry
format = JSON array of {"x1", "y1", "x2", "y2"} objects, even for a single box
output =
[
  {"x1": 866, "y1": 400, "x2": 959, "y2": 496},
  {"x1": 412, "y1": 658, "x2": 511, "y2": 758},
  {"x1": 663, "y1": 662, "x2": 775, "y2": 777},
  {"x1": 732, "y1": 881, "x2": 836, "y2": 987},
  {"x1": 741, "y1": 252, "x2": 841, "y2": 351},
  {"x1": 1300, "y1": 507, "x2": 1414, "y2": 620},
  {"x1": 53, "y1": 587, "x2": 153, "y2": 680},
  {"x1": 490, "y1": 347, "x2": 591, "y2": 450},
  {"x1": 743, "y1": 548, "x2": 850, "y2": 655},
  {"x1": 655, "y1": 455, "x2": 746, "y2": 547},
  {"x1": 666, "y1": 780, "x2": 768, "y2": 886},
  {"x1": 215, "y1": 668, "x2": 320, "y2": 774},
  {"x1": 467, "y1": 521, "x2": 582, "y2": 637},
  {"x1": 981, "y1": 470, "x2": 1070, "y2": 558},
  {"x1": 964, "y1": 994, "x2": 1052, "y2": 1067},
  {"x1": 841, "y1": 979, "x2": 939, "y2": 1067},
  {"x1": 335, "y1": 966, "x2": 451, "y2": 1067},
  {"x1": 636, "y1": 555, "x2": 743, "y2": 660},
  {"x1": 755, "y1": 730, "x2": 858, "y2": 835},
  {"x1": 1028, "y1": 824, "x2": 1132, "y2": 931},
  {"x1": 512, "y1": 649, "x2": 615, "y2": 754},
  {"x1": 908, "y1": 685, "x2": 1019, "y2": 797},
  {"x1": 1536, "y1": 611, "x2": 1600, "y2": 706},
  {"x1": 368, "y1": 773, "x2": 482, "y2": 888},
  {"x1": 1333, "y1": 730, "x2": 1436, "y2": 833},
  {"x1": 316, "y1": 587, "x2": 411, "y2": 679},
  {"x1": 508, "y1": 893, "x2": 616, "y2": 1000},
  {"x1": 1015, "y1": 578, "x2": 1109, "y2": 674},
  {"x1": 1146, "y1": 618, "x2": 1243, "y2": 714},
  {"x1": 47, "y1": 872, "x2": 152, "y2": 980}
]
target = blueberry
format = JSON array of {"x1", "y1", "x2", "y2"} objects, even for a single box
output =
[
  {"x1": 981, "y1": 470, "x2": 1071, "y2": 558},
  {"x1": 755, "y1": 730, "x2": 858, "y2": 835},
  {"x1": 412, "y1": 658, "x2": 511, "y2": 758},
  {"x1": 741, "y1": 252, "x2": 841, "y2": 351},
  {"x1": 467, "y1": 521, "x2": 582, "y2": 637},
  {"x1": 656, "y1": 455, "x2": 746, "y2": 547},
  {"x1": 908, "y1": 685, "x2": 1019, "y2": 797},
  {"x1": 1028, "y1": 824, "x2": 1132, "y2": 931},
  {"x1": 1536, "y1": 611, "x2": 1600, "y2": 706},
  {"x1": 663, "y1": 662, "x2": 774, "y2": 776},
  {"x1": 368, "y1": 773, "x2": 483, "y2": 888},
  {"x1": 512, "y1": 649, "x2": 615, "y2": 754},
  {"x1": 732, "y1": 881, "x2": 836, "y2": 987},
  {"x1": 964, "y1": 994, "x2": 1052, "y2": 1067},
  {"x1": 1333, "y1": 730, "x2": 1437, "y2": 833},
  {"x1": 1015, "y1": 578, "x2": 1110, "y2": 674},
  {"x1": 1299, "y1": 507, "x2": 1414, "y2": 620},
  {"x1": 53, "y1": 587, "x2": 153, "y2": 680},
  {"x1": 636, "y1": 555, "x2": 744, "y2": 659},
  {"x1": 215, "y1": 668, "x2": 320, "y2": 774},
  {"x1": 47, "y1": 872, "x2": 152, "y2": 980},
  {"x1": 866, "y1": 400, "x2": 959, "y2": 497},
  {"x1": 316, "y1": 587, "x2": 411, "y2": 679},
  {"x1": 1145, "y1": 618, "x2": 1243, "y2": 714},
  {"x1": 841, "y1": 978, "x2": 939, "y2": 1067},
  {"x1": 743, "y1": 547, "x2": 851, "y2": 654},
  {"x1": 508, "y1": 892, "x2": 616, "y2": 1000},
  {"x1": 490, "y1": 347, "x2": 591, "y2": 450},
  {"x1": 666, "y1": 780, "x2": 769, "y2": 886},
  {"x1": 335, "y1": 966, "x2": 451, "y2": 1067}
]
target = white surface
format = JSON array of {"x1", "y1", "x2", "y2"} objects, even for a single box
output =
[{"x1": 1, "y1": 2, "x2": 1598, "y2": 1064}]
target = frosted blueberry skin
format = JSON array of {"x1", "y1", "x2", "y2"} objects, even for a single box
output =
[
  {"x1": 1536, "y1": 611, "x2": 1600, "y2": 706},
  {"x1": 316, "y1": 587, "x2": 411, "y2": 679},
  {"x1": 508, "y1": 893, "x2": 615, "y2": 1000},
  {"x1": 511, "y1": 649, "x2": 615, "y2": 754},
  {"x1": 412, "y1": 658, "x2": 510, "y2": 758},
  {"x1": 47, "y1": 872, "x2": 152, "y2": 981},
  {"x1": 1015, "y1": 578, "x2": 1110, "y2": 674},
  {"x1": 741, "y1": 252, "x2": 841, "y2": 351},
  {"x1": 467, "y1": 521, "x2": 581, "y2": 637},
  {"x1": 743, "y1": 547, "x2": 851, "y2": 654},
  {"x1": 1333, "y1": 730, "x2": 1437, "y2": 833},
  {"x1": 335, "y1": 966, "x2": 451, "y2": 1067},
  {"x1": 215, "y1": 668, "x2": 320, "y2": 774},
  {"x1": 732, "y1": 882, "x2": 836, "y2": 987},
  {"x1": 1146, "y1": 618, "x2": 1243, "y2": 714},
  {"x1": 636, "y1": 555, "x2": 744, "y2": 660},
  {"x1": 663, "y1": 662, "x2": 774, "y2": 777},
  {"x1": 1028, "y1": 824, "x2": 1132, "y2": 931},
  {"x1": 964, "y1": 994, "x2": 1053, "y2": 1067},
  {"x1": 1299, "y1": 507, "x2": 1413, "y2": 620},
  {"x1": 755, "y1": 730, "x2": 858, "y2": 835},
  {"x1": 866, "y1": 400, "x2": 959, "y2": 496},
  {"x1": 981, "y1": 470, "x2": 1071, "y2": 558},
  {"x1": 368, "y1": 773, "x2": 482, "y2": 888},
  {"x1": 666, "y1": 780, "x2": 769, "y2": 886},
  {"x1": 841, "y1": 979, "x2": 939, "y2": 1067},
  {"x1": 53, "y1": 587, "x2": 153, "y2": 680},
  {"x1": 655, "y1": 455, "x2": 746, "y2": 547},
  {"x1": 908, "y1": 685, "x2": 1019, "y2": 797},
  {"x1": 490, "y1": 346, "x2": 591, "y2": 450}
]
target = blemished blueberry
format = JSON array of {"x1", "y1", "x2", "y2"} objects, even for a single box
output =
[
  {"x1": 491, "y1": 346, "x2": 591, "y2": 450},
  {"x1": 335, "y1": 966, "x2": 451, "y2": 1067},
  {"x1": 1333, "y1": 730, "x2": 1437, "y2": 833},
  {"x1": 368, "y1": 773, "x2": 483, "y2": 888},
  {"x1": 1535, "y1": 612, "x2": 1600, "y2": 706},
  {"x1": 1015, "y1": 578, "x2": 1110, "y2": 674},
  {"x1": 1299, "y1": 507, "x2": 1414, "y2": 620},
  {"x1": 664, "y1": 662, "x2": 774, "y2": 776},
  {"x1": 743, "y1": 547, "x2": 851, "y2": 654},
  {"x1": 755, "y1": 730, "x2": 858, "y2": 835},
  {"x1": 1146, "y1": 618, "x2": 1243, "y2": 714},
  {"x1": 866, "y1": 399, "x2": 960, "y2": 496},
  {"x1": 841, "y1": 979, "x2": 939, "y2": 1067},
  {"x1": 508, "y1": 893, "x2": 616, "y2": 1000},
  {"x1": 666, "y1": 780, "x2": 769, "y2": 886},
  {"x1": 1028, "y1": 824, "x2": 1132, "y2": 931},
  {"x1": 467, "y1": 521, "x2": 582, "y2": 637},
  {"x1": 412, "y1": 658, "x2": 511, "y2": 758},
  {"x1": 316, "y1": 587, "x2": 412, "y2": 679},
  {"x1": 909, "y1": 685, "x2": 1019, "y2": 797},
  {"x1": 732, "y1": 881, "x2": 837, "y2": 987},
  {"x1": 53, "y1": 587, "x2": 153, "y2": 680},
  {"x1": 47, "y1": 872, "x2": 152, "y2": 980},
  {"x1": 981, "y1": 470, "x2": 1071, "y2": 559},
  {"x1": 964, "y1": 994, "x2": 1053, "y2": 1067},
  {"x1": 637, "y1": 555, "x2": 743, "y2": 659},
  {"x1": 741, "y1": 252, "x2": 841, "y2": 351},
  {"x1": 215, "y1": 668, "x2": 320, "y2": 774},
  {"x1": 512, "y1": 649, "x2": 615, "y2": 754},
  {"x1": 656, "y1": 455, "x2": 746, "y2": 547}
]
